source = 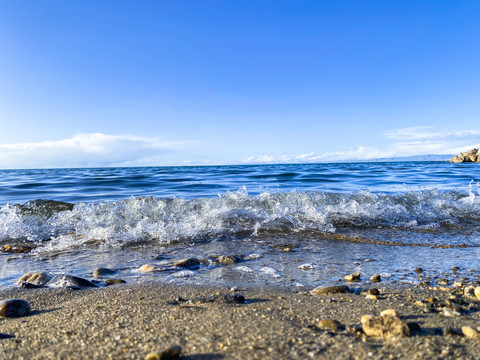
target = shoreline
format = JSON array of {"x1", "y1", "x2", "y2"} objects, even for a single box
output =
[{"x1": 2, "y1": 281, "x2": 480, "y2": 359}]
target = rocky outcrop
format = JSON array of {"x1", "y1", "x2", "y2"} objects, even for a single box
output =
[{"x1": 450, "y1": 149, "x2": 480, "y2": 163}]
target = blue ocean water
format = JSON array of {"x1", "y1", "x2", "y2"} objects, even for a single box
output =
[{"x1": 1, "y1": 162, "x2": 479, "y2": 288}]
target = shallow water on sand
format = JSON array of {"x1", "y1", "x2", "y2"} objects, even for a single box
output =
[{"x1": 1, "y1": 162, "x2": 479, "y2": 288}]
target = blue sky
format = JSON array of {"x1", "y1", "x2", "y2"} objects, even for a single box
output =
[{"x1": 1, "y1": 1, "x2": 479, "y2": 168}]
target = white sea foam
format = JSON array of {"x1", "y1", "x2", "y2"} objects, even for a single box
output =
[{"x1": 0, "y1": 188, "x2": 479, "y2": 253}]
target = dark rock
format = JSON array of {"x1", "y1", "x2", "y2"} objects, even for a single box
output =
[
  {"x1": 16, "y1": 199, "x2": 74, "y2": 219},
  {"x1": 311, "y1": 285, "x2": 350, "y2": 295},
  {"x1": 20, "y1": 282, "x2": 43, "y2": 289},
  {"x1": 223, "y1": 294, "x2": 246, "y2": 304},
  {"x1": 93, "y1": 268, "x2": 116, "y2": 278},
  {"x1": 370, "y1": 274, "x2": 381, "y2": 283},
  {"x1": 0, "y1": 299, "x2": 31, "y2": 318},
  {"x1": 0, "y1": 333, "x2": 15, "y2": 339},
  {"x1": 414, "y1": 267, "x2": 423, "y2": 274},
  {"x1": 174, "y1": 258, "x2": 201, "y2": 268},
  {"x1": 368, "y1": 288, "x2": 380, "y2": 296},
  {"x1": 105, "y1": 279, "x2": 127, "y2": 285},
  {"x1": 47, "y1": 274, "x2": 98, "y2": 289}
]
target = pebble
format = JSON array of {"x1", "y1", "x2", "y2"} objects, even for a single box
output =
[
  {"x1": 145, "y1": 345, "x2": 181, "y2": 360},
  {"x1": 368, "y1": 288, "x2": 380, "y2": 295},
  {"x1": 105, "y1": 279, "x2": 127, "y2": 285},
  {"x1": 462, "y1": 326, "x2": 480, "y2": 339},
  {"x1": 298, "y1": 263, "x2": 316, "y2": 270},
  {"x1": 174, "y1": 258, "x2": 201, "y2": 268},
  {"x1": 218, "y1": 255, "x2": 242, "y2": 265},
  {"x1": 442, "y1": 309, "x2": 461, "y2": 317},
  {"x1": 92, "y1": 268, "x2": 116, "y2": 278},
  {"x1": 344, "y1": 272, "x2": 361, "y2": 282},
  {"x1": 370, "y1": 274, "x2": 381, "y2": 283},
  {"x1": 380, "y1": 309, "x2": 399, "y2": 317},
  {"x1": 17, "y1": 272, "x2": 52, "y2": 287},
  {"x1": 317, "y1": 319, "x2": 340, "y2": 331},
  {"x1": 414, "y1": 267, "x2": 423, "y2": 274},
  {"x1": 311, "y1": 285, "x2": 350, "y2": 295},
  {"x1": 139, "y1": 264, "x2": 156, "y2": 273},
  {"x1": 474, "y1": 286, "x2": 480, "y2": 300},
  {"x1": 0, "y1": 299, "x2": 31, "y2": 318},
  {"x1": 366, "y1": 294, "x2": 378, "y2": 300}
]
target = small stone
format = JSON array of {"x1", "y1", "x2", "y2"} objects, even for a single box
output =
[
  {"x1": 105, "y1": 279, "x2": 127, "y2": 285},
  {"x1": 145, "y1": 345, "x2": 182, "y2": 360},
  {"x1": 368, "y1": 288, "x2": 380, "y2": 296},
  {"x1": 414, "y1": 267, "x2": 423, "y2": 274},
  {"x1": 437, "y1": 278, "x2": 449, "y2": 286},
  {"x1": 47, "y1": 275, "x2": 97, "y2": 289},
  {"x1": 318, "y1": 319, "x2": 340, "y2": 331},
  {"x1": 366, "y1": 294, "x2": 378, "y2": 300},
  {"x1": 139, "y1": 264, "x2": 156, "y2": 273},
  {"x1": 145, "y1": 353, "x2": 161, "y2": 360},
  {"x1": 17, "y1": 272, "x2": 52, "y2": 287},
  {"x1": 92, "y1": 268, "x2": 116, "y2": 277},
  {"x1": 1, "y1": 244, "x2": 33, "y2": 253},
  {"x1": 161, "y1": 345, "x2": 181, "y2": 360},
  {"x1": 218, "y1": 255, "x2": 242, "y2": 265},
  {"x1": 452, "y1": 266, "x2": 460, "y2": 272},
  {"x1": 0, "y1": 299, "x2": 31, "y2": 318},
  {"x1": 311, "y1": 285, "x2": 350, "y2": 295},
  {"x1": 370, "y1": 274, "x2": 381, "y2": 283},
  {"x1": 462, "y1": 326, "x2": 480, "y2": 339},
  {"x1": 0, "y1": 333, "x2": 15, "y2": 339},
  {"x1": 442, "y1": 309, "x2": 461, "y2": 317},
  {"x1": 361, "y1": 313, "x2": 410, "y2": 338},
  {"x1": 474, "y1": 286, "x2": 480, "y2": 300},
  {"x1": 174, "y1": 258, "x2": 201, "y2": 268},
  {"x1": 380, "y1": 309, "x2": 399, "y2": 317},
  {"x1": 344, "y1": 272, "x2": 361, "y2": 282}
]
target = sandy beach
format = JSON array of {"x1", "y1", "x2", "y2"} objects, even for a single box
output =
[{"x1": 1, "y1": 280, "x2": 480, "y2": 360}]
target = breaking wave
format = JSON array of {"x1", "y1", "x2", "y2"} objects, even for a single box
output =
[{"x1": 1, "y1": 187, "x2": 480, "y2": 253}]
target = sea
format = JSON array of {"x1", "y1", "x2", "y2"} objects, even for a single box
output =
[{"x1": 1, "y1": 162, "x2": 479, "y2": 289}]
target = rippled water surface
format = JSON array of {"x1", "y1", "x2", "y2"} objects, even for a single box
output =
[{"x1": 1, "y1": 162, "x2": 479, "y2": 288}]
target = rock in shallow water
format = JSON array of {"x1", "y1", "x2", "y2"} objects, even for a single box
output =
[
  {"x1": 344, "y1": 272, "x2": 361, "y2": 282},
  {"x1": 47, "y1": 275, "x2": 97, "y2": 289},
  {"x1": 17, "y1": 272, "x2": 52, "y2": 287},
  {"x1": 0, "y1": 299, "x2": 31, "y2": 318},
  {"x1": 174, "y1": 258, "x2": 201, "y2": 268},
  {"x1": 92, "y1": 268, "x2": 116, "y2": 278}
]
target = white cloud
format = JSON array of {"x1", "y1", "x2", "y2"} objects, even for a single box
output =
[
  {"x1": 0, "y1": 133, "x2": 188, "y2": 169},
  {"x1": 243, "y1": 127, "x2": 480, "y2": 164}
]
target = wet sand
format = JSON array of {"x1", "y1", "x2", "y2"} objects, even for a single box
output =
[{"x1": 1, "y1": 282, "x2": 480, "y2": 359}]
